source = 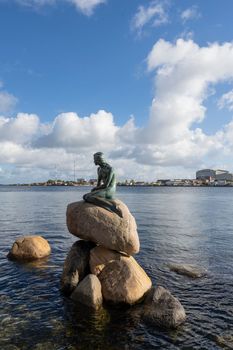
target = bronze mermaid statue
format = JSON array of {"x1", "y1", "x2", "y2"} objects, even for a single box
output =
[{"x1": 83, "y1": 152, "x2": 122, "y2": 217}]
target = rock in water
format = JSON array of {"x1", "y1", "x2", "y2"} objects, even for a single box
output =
[
  {"x1": 61, "y1": 240, "x2": 95, "y2": 296},
  {"x1": 168, "y1": 263, "x2": 207, "y2": 278},
  {"x1": 8, "y1": 235, "x2": 51, "y2": 261},
  {"x1": 90, "y1": 246, "x2": 123, "y2": 275},
  {"x1": 143, "y1": 286, "x2": 186, "y2": 329},
  {"x1": 71, "y1": 274, "x2": 103, "y2": 310},
  {"x1": 98, "y1": 256, "x2": 152, "y2": 305},
  {"x1": 66, "y1": 200, "x2": 140, "y2": 255}
]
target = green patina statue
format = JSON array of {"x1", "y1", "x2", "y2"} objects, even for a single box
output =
[{"x1": 83, "y1": 152, "x2": 122, "y2": 217}]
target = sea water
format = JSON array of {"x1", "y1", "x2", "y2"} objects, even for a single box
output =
[{"x1": 0, "y1": 186, "x2": 233, "y2": 349}]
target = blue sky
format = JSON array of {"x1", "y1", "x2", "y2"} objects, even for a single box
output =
[{"x1": 1, "y1": 0, "x2": 233, "y2": 183}]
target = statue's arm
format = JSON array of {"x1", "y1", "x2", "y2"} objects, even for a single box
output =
[
  {"x1": 91, "y1": 167, "x2": 102, "y2": 191},
  {"x1": 97, "y1": 167, "x2": 102, "y2": 187},
  {"x1": 96, "y1": 167, "x2": 114, "y2": 190},
  {"x1": 104, "y1": 168, "x2": 114, "y2": 188}
]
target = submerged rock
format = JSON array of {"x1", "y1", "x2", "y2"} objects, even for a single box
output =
[
  {"x1": 71, "y1": 274, "x2": 103, "y2": 310},
  {"x1": 66, "y1": 200, "x2": 140, "y2": 255},
  {"x1": 90, "y1": 246, "x2": 124, "y2": 275},
  {"x1": 143, "y1": 286, "x2": 186, "y2": 329},
  {"x1": 61, "y1": 240, "x2": 95, "y2": 296},
  {"x1": 215, "y1": 334, "x2": 233, "y2": 348},
  {"x1": 99, "y1": 256, "x2": 152, "y2": 305},
  {"x1": 8, "y1": 235, "x2": 51, "y2": 261},
  {"x1": 168, "y1": 263, "x2": 207, "y2": 278}
]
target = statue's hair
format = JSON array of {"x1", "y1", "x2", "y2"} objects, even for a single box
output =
[{"x1": 94, "y1": 152, "x2": 105, "y2": 161}]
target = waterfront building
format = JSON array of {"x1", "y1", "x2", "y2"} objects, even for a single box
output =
[{"x1": 196, "y1": 169, "x2": 233, "y2": 181}]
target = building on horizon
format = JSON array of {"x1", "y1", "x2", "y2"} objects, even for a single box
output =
[{"x1": 196, "y1": 169, "x2": 233, "y2": 181}]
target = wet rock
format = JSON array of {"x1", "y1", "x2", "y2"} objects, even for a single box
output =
[
  {"x1": 66, "y1": 200, "x2": 140, "y2": 255},
  {"x1": 99, "y1": 256, "x2": 152, "y2": 305},
  {"x1": 215, "y1": 334, "x2": 233, "y2": 348},
  {"x1": 34, "y1": 342, "x2": 54, "y2": 350},
  {"x1": 61, "y1": 240, "x2": 95, "y2": 296},
  {"x1": 168, "y1": 263, "x2": 207, "y2": 278},
  {"x1": 1, "y1": 346, "x2": 20, "y2": 350},
  {"x1": 143, "y1": 286, "x2": 186, "y2": 329},
  {"x1": 8, "y1": 235, "x2": 51, "y2": 261},
  {"x1": 71, "y1": 274, "x2": 103, "y2": 310},
  {"x1": 90, "y1": 246, "x2": 124, "y2": 275}
]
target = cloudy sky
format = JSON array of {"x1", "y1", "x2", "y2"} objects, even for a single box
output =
[{"x1": 1, "y1": 0, "x2": 233, "y2": 183}]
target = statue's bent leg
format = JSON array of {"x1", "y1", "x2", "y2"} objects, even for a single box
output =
[{"x1": 83, "y1": 192, "x2": 122, "y2": 218}]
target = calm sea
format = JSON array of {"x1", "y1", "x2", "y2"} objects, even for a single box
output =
[{"x1": 0, "y1": 186, "x2": 233, "y2": 350}]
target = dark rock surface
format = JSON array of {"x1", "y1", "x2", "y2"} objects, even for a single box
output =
[
  {"x1": 61, "y1": 240, "x2": 95, "y2": 296},
  {"x1": 142, "y1": 286, "x2": 186, "y2": 329}
]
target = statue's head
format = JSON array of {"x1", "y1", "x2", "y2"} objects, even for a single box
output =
[{"x1": 93, "y1": 152, "x2": 105, "y2": 165}]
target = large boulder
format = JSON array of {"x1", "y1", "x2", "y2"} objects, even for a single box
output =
[
  {"x1": 143, "y1": 286, "x2": 186, "y2": 329},
  {"x1": 66, "y1": 200, "x2": 139, "y2": 255},
  {"x1": 90, "y1": 246, "x2": 123, "y2": 275},
  {"x1": 8, "y1": 235, "x2": 51, "y2": 261},
  {"x1": 98, "y1": 256, "x2": 152, "y2": 305},
  {"x1": 61, "y1": 240, "x2": 95, "y2": 296},
  {"x1": 71, "y1": 274, "x2": 103, "y2": 310}
]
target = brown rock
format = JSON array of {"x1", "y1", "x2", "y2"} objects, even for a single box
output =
[
  {"x1": 90, "y1": 246, "x2": 124, "y2": 275},
  {"x1": 8, "y1": 235, "x2": 51, "y2": 261},
  {"x1": 61, "y1": 240, "x2": 95, "y2": 296},
  {"x1": 168, "y1": 263, "x2": 207, "y2": 278},
  {"x1": 99, "y1": 256, "x2": 152, "y2": 305},
  {"x1": 143, "y1": 286, "x2": 186, "y2": 329},
  {"x1": 71, "y1": 274, "x2": 103, "y2": 310},
  {"x1": 66, "y1": 200, "x2": 140, "y2": 255}
]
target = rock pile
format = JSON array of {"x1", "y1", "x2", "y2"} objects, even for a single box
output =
[{"x1": 61, "y1": 199, "x2": 186, "y2": 328}]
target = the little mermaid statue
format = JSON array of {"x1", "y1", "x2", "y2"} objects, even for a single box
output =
[{"x1": 83, "y1": 152, "x2": 122, "y2": 218}]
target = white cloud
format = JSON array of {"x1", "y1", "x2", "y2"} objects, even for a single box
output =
[
  {"x1": 145, "y1": 39, "x2": 233, "y2": 147},
  {"x1": 218, "y1": 90, "x2": 233, "y2": 111},
  {"x1": 68, "y1": 0, "x2": 106, "y2": 16},
  {"x1": 0, "y1": 91, "x2": 18, "y2": 114},
  {"x1": 2, "y1": 39, "x2": 233, "y2": 183},
  {"x1": 14, "y1": 0, "x2": 106, "y2": 15},
  {"x1": 35, "y1": 110, "x2": 118, "y2": 149},
  {"x1": 103, "y1": 39, "x2": 233, "y2": 173},
  {"x1": 0, "y1": 113, "x2": 39, "y2": 144},
  {"x1": 181, "y1": 6, "x2": 201, "y2": 23},
  {"x1": 15, "y1": 0, "x2": 55, "y2": 7},
  {"x1": 131, "y1": 1, "x2": 168, "y2": 34}
]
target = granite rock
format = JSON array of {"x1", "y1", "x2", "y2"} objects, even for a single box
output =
[
  {"x1": 61, "y1": 240, "x2": 95, "y2": 296},
  {"x1": 66, "y1": 200, "x2": 139, "y2": 255},
  {"x1": 71, "y1": 274, "x2": 103, "y2": 310},
  {"x1": 99, "y1": 256, "x2": 152, "y2": 305},
  {"x1": 90, "y1": 246, "x2": 124, "y2": 275},
  {"x1": 143, "y1": 286, "x2": 186, "y2": 329},
  {"x1": 8, "y1": 235, "x2": 51, "y2": 261},
  {"x1": 168, "y1": 263, "x2": 207, "y2": 278}
]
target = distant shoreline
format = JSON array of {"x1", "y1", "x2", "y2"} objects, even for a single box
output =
[{"x1": 1, "y1": 183, "x2": 233, "y2": 188}]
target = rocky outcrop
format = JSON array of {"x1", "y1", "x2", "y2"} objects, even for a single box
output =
[
  {"x1": 71, "y1": 274, "x2": 103, "y2": 310},
  {"x1": 143, "y1": 286, "x2": 186, "y2": 329},
  {"x1": 99, "y1": 256, "x2": 152, "y2": 305},
  {"x1": 168, "y1": 263, "x2": 207, "y2": 278},
  {"x1": 66, "y1": 200, "x2": 139, "y2": 256},
  {"x1": 8, "y1": 235, "x2": 51, "y2": 261},
  {"x1": 62, "y1": 198, "x2": 186, "y2": 329},
  {"x1": 61, "y1": 240, "x2": 95, "y2": 295}
]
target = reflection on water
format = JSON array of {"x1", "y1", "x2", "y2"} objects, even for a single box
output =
[{"x1": 1, "y1": 186, "x2": 233, "y2": 349}]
